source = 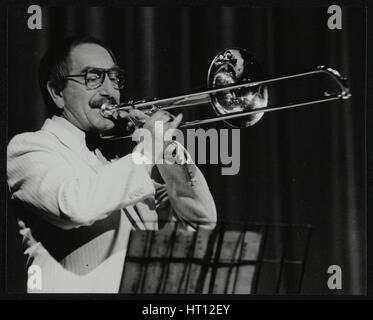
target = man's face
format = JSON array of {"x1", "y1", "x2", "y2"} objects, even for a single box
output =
[{"x1": 60, "y1": 43, "x2": 121, "y2": 132}]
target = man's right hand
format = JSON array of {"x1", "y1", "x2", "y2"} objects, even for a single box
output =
[
  {"x1": 131, "y1": 109, "x2": 183, "y2": 166},
  {"x1": 142, "y1": 110, "x2": 182, "y2": 139}
]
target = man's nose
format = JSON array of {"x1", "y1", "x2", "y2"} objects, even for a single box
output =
[{"x1": 99, "y1": 73, "x2": 118, "y2": 98}]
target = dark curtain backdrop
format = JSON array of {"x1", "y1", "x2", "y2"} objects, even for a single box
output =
[{"x1": 6, "y1": 6, "x2": 366, "y2": 294}]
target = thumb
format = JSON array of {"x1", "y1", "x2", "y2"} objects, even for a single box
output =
[{"x1": 170, "y1": 113, "x2": 183, "y2": 128}]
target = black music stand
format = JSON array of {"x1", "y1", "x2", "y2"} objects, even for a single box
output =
[{"x1": 119, "y1": 222, "x2": 312, "y2": 294}]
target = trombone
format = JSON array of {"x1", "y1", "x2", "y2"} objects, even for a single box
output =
[{"x1": 100, "y1": 48, "x2": 351, "y2": 137}]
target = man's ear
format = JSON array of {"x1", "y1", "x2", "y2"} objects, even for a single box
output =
[{"x1": 46, "y1": 81, "x2": 65, "y2": 110}]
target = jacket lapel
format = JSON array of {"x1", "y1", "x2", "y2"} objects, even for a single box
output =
[{"x1": 41, "y1": 116, "x2": 93, "y2": 164}]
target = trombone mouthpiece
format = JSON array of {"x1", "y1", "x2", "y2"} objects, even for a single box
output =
[{"x1": 100, "y1": 102, "x2": 118, "y2": 117}]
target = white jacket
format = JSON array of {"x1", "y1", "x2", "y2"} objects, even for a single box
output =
[{"x1": 7, "y1": 116, "x2": 216, "y2": 293}]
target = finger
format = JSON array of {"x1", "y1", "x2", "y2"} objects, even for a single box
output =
[
  {"x1": 150, "y1": 110, "x2": 171, "y2": 121},
  {"x1": 170, "y1": 113, "x2": 183, "y2": 128},
  {"x1": 17, "y1": 218, "x2": 26, "y2": 229},
  {"x1": 126, "y1": 121, "x2": 135, "y2": 131},
  {"x1": 118, "y1": 110, "x2": 130, "y2": 119},
  {"x1": 22, "y1": 230, "x2": 37, "y2": 248},
  {"x1": 20, "y1": 228, "x2": 37, "y2": 248},
  {"x1": 111, "y1": 110, "x2": 119, "y2": 120},
  {"x1": 160, "y1": 113, "x2": 174, "y2": 123},
  {"x1": 129, "y1": 109, "x2": 149, "y2": 121},
  {"x1": 159, "y1": 111, "x2": 177, "y2": 124}
]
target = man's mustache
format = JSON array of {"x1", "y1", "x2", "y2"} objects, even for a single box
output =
[{"x1": 90, "y1": 97, "x2": 118, "y2": 109}]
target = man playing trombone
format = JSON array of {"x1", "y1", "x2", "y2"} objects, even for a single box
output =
[{"x1": 7, "y1": 36, "x2": 216, "y2": 293}]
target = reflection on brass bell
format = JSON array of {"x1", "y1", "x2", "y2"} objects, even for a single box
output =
[{"x1": 208, "y1": 48, "x2": 268, "y2": 128}]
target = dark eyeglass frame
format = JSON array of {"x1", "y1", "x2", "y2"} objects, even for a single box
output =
[{"x1": 64, "y1": 67, "x2": 125, "y2": 90}]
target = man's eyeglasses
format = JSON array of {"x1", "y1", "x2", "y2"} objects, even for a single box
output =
[{"x1": 64, "y1": 67, "x2": 125, "y2": 90}]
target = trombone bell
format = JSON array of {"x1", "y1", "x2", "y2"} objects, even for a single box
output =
[{"x1": 208, "y1": 48, "x2": 268, "y2": 128}]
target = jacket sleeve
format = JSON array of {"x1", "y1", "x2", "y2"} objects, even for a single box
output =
[
  {"x1": 7, "y1": 133, "x2": 155, "y2": 229},
  {"x1": 156, "y1": 142, "x2": 217, "y2": 230}
]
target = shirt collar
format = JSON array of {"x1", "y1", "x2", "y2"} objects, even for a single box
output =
[
  {"x1": 51, "y1": 116, "x2": 86, "y2": 143},
  {"x1": 41, "y1": 116, "x2": 89, "y2": 155}
]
